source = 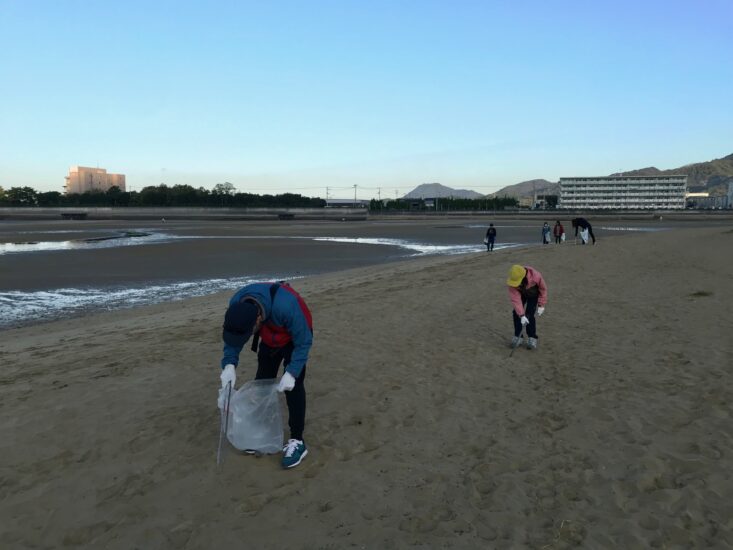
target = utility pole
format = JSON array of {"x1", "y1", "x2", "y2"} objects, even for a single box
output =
[
  {"x1": 353, "y1": 184, "x2": 357, "y2": 201},
  {"x1": 326, "y1": 186, "x2": 330, "y2": 200}
]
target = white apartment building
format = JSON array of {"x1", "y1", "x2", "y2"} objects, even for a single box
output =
[
  {"x1": 64, "y1": 166, "x2": 126, "y2": 194},
  {"x1": 559, "y1": 175, "x2": 687, "y2": 210}
]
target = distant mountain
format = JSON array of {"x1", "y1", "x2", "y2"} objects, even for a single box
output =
[
  {"x1": 403, "y1": 183, "x2": 483, "y2": 199},
  {"x1": 611, "y1": 153, "x2": 733, "y2": 194},
  {"x1": 488, "y1": 179, "x2": 558, "y2": 199}
]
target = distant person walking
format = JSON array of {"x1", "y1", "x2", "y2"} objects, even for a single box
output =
[
  {"x1": 541, "y1": 222, "x2": 551, "y2": 244},
  {"x1": 571, "y1": 217, "x2": 596, "y2": 245},
  {"x1": 219, "y1": 281, "x2": 313, "y2": 469},
  {"x1": 485, "y1": 223, "x2": 497, "y2": 251},
  {"x1": 553, "y1": 220, "x2": 565, "y2": 244},
  {"x1": 506, "y1": 264, "x2": 548, "y2": 350}
]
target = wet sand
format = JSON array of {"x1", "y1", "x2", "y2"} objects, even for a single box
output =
[
  {"x1": 0, "y1": 216, "x2": 687, "y2": 292},
  {"x1": 1, "y1": 225, "x2": 731, "y2": 548},
  {"x1": 1, "y1": 217, "x2": 537, "y2": 292}
]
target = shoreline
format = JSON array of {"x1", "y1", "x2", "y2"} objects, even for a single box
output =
[
  {"x1": 0, "y1": 243, "x2": 516, "y2": 332},
  {"x1": 2, "y1": 206, "x2": 732, "y2": 223},
  {"x1": 0, "y1": 217, "x2": 714, "y2": 328}
]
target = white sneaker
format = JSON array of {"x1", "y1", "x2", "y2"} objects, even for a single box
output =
[
  {"x1": 281, "y1": 439, "x2": 308, "y2": 469},
  {"x1": 527, "y1": 337, "x2": 538, "y2": 350}
]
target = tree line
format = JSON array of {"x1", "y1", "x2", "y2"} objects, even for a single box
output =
[
  {"x1": 0, "y1": 183, "x2": 325, "y2": 208},
  {"x1": 0, "y1": 183, "x2": 520, "y2": 211}
]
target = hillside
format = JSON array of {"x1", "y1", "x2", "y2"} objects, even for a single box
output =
[
  {"x1": 491, "y1": 153, "x2": 733, "y2": 198},
  {"x1": 403, "y1": 183, "x2": 483, "y2": 199},
  {"x1": 487, "y1": 179, "x2": 558, "y2": 199},
  {"x1": 612, "y1": 153, "x2": 733, "y2": 194}
]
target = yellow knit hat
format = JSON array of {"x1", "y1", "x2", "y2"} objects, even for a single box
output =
[{"x1": 506, "y1": 264, "x2": 527, "y2": 287}]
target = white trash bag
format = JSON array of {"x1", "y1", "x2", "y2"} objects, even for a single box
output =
[{"x1": 220, "y1": 379, "x2": 283, "y2": 454}]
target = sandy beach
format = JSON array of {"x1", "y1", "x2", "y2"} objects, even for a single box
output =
[{"x1": 1, "y1": 225, "x2": 732, "y2": 548}]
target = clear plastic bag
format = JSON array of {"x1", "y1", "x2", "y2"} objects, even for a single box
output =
[{"x1": 220, "y1": 379, "x2": 283, "y2": 454}]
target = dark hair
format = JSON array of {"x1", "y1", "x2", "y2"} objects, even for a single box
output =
[{"x1": 222, "y1": 300, "x2": 259, "y2": 347}]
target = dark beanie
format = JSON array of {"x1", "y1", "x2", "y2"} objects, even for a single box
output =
[{"x1": 222, "y1": 300, "x2": 259, "y2": 347}]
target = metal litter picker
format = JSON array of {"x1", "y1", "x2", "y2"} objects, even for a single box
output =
[{"x1": 217, "y1": 381, "x2": 232, "y2": 466}]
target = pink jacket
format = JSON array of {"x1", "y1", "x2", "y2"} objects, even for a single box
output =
[{"x1": 507, "y1": 266, "x2": 547, "y2": 316}]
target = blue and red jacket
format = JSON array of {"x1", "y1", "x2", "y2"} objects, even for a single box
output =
[{"x1": 221, "y1": 282, "x2": 313, "y2": 377}]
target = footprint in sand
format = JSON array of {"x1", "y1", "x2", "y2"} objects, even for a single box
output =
[
  {"x1": 400, "y1": 502, "x2": 465, "y2": 535},
  {"x1": 464, "y1": 463, "x2": 498, "y2": 509}
]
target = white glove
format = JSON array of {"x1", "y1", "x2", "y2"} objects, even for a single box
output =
[
  {"x1": 277, "y1": 372, "x2": 296, "y2": 393},
  {"x1": 537, "y1": 307, "x2": 545, "y2": 317},
  {"x1": 220, "y1": 364, "x2": 236, "y2": 389},
  {"x1": 520, "y1": 315, "x2": 529, "y2": 326}
]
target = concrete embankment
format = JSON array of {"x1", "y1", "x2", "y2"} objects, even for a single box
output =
[
  {"x1": 0, "y1": 207, "x2": 368, "y2": 221},
  {"x1": 1, "y1": 206, "x2": 731, "y2": 222}
]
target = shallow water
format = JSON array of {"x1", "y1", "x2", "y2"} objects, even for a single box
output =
[
  {"x1": 0, "y1": 276, "x2": 277, "y2": 329},
  {"x1": 0, "y1": 218, "x2": 674, "y2": 328},
  {"x1": 0, "y1": 236, "x2": 525, "y2": 328}
]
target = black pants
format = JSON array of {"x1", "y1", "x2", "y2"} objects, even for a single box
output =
[
  {"x1": 255, "y1": 342, "x2": 306, "y2": 441},
  {"x1": 512, "y1": 295, "x2": 538, "y2": 338},
  {"x1": 555, "y1": 235, "x2": 561, "y2": 244},
  {"x1": 486, "y1": 238, "x2": 495, "y2": 251}
]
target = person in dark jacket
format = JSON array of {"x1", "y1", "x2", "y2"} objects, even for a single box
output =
[
  {"x1": 220, "y1": 281, "x2": 313, "y2": 469},
  {"x1": 485, "y1": 223, "x2": 497, "y2": 251},
  {"x1": 553, "y1": 221, "x2": 564, "y2": 244},
  {"x1": 571, "y1": 217, "x2": 596, "y2": 244},
  {"x1": 541, "y1": 222, "x2": 551, "y2": 244}
]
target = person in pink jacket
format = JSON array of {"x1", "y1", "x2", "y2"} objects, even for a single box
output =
[{"x1": 506, "y1": 264, "x2": 548, "y2": 350}]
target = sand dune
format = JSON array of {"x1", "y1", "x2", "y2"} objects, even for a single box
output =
[{"x1": 1, "y1": 226, "x2": 731, "y2": 548}]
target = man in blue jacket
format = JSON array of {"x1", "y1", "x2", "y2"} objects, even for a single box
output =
[{"x1": 220, "y1": 281, "x2": 313, "y2": 469}]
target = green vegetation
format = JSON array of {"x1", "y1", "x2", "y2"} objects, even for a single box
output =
[
  {"x1": 0, "y1": 184, "x2": 519, "y2": 211},
  {"x1": 0, "y1": 184, "x2": 325, "y2": 208}
]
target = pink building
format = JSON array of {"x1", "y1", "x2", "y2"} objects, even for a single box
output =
[{"x1": 64, "y1": 166, "x2": 126, "y2": 194}]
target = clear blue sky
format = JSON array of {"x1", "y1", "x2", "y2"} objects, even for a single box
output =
[{"x1": 1, "y1": 0, "x2": 731, "y2": 198}]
